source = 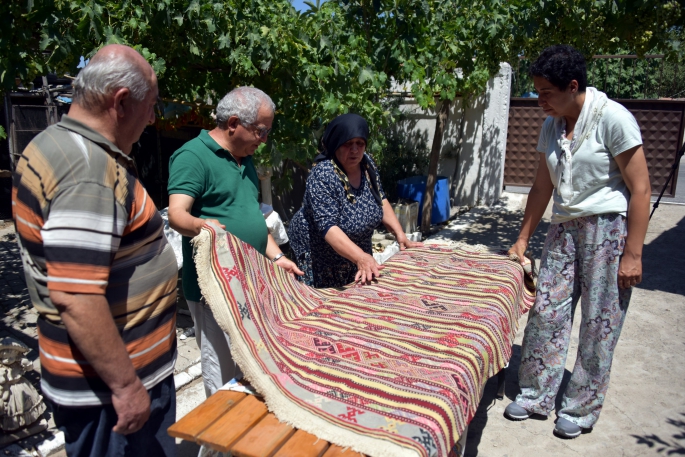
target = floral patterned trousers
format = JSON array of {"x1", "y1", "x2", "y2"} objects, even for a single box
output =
[{"x1": 515, "y1": 214, "x2": 632, "y2": 428}]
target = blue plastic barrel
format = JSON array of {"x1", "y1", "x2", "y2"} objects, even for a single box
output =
[{"x1": 396, "y1": 176, "x2": 451, "y2": 225}]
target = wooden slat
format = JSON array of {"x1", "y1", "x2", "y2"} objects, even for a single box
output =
[
  {"x1": 197, "y1": 394, "x2": 269, "y2": 452},
  {"x1": 168, "y1": 391, "x2": 247, "y2": 441},
  {"x1": 231, "y1": 413, "x2": 296, "y2": 457},
  {"x1": 273, "y1": 429, "x2": 329, "y2": 457},
  {"x1": 322, "y1": 445, "x2": 365, "y2": 457}
]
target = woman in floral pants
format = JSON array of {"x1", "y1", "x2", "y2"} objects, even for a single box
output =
[{"x1": 505, "y1": 45, "x2": 651, "y2": 438}]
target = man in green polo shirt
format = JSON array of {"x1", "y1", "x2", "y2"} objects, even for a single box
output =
[{"x1": 168, "y1": 86, "x2": 302, "y2": 397}]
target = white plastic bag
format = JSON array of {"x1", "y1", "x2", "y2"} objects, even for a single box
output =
[
  {"x1": 373, "y1": 242, "x2": 400, "y2": 265},
  {"x1": 260, "y1": 203, "x2": 289, "y2": 245},
  {"x1": 159, "y1": 208, "x2": 183, "y2": 270}
]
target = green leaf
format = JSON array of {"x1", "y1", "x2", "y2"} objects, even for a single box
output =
[
  {"x1": 358, "y1": 68, "x2": 373, "y2": 85},
  {"x1": 218, "y1": 33, "x2": 231, "y2": 49},
  {"x1": 323, "y1": 93, "x2": 341, "y2": 114},
  {"x1": 39, "y1": 33, "x2": 51, "y2": 51}
]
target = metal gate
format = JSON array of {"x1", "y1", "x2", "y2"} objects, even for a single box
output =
[
  {"x1": 9, "y1": 104, "x2": 58, "y2": 168},
  {"x1": 504, "y1": 98, "x2": 685, "y2": 197}
]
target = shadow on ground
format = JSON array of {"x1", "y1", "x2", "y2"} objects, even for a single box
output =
[
  {"x1": 641, "y1": 214, "x2": 685, "y2": 295},
  {"x1": 631, "y1": 413, "x2": 685, "y2": 455},
  {"x1": 447, "y1": 210, "x2": 551, "y2": 261},
  {"x1": 465, "y1": 344, "x2": 525, "y2": 457},
  {"x1": 0, "y1": 234, "x2": 39, "y2": 357},
  {"x1": 177, "y1": 439, "x2": 201, "y2": 457},
  {"x1": 465, "y1": 344, "x2": 576, "y2": 456}
]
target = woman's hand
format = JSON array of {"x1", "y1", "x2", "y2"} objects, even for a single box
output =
[
  {"x1": 508, "y1": 239, "x2": 529, "y2": 265},
  {"x1": 274, "y1": 256, "x2": 304, "y2": 276},
  {"x1": 395, "y1": 233, "x2": 423, "y2": 251},
  {"x1": 355, "y1": 253, "x2": 384, "y2": 284},
  {"x1": 618, "y1": 250, "x2": 642, "y2": 289}
]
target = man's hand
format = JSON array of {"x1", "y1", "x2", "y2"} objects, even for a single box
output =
[
  {"x1": 111, "y1": 378, "x2": 151, "y2": 434},
  {"x1": 50, "y1": 292, "x2": 152, "y2": 435},
  {"x1": 355, "y1": 253, "x2": 384, "y2": 284},
  {"x1": 199, "y1": 218, "x2": 226, "y2": 232},
  {"x1": 618, "y1": 251, "x2": 642, "y2": 289},
  {"x1": 274, "y1": 256, "x2": 304, "y2": 276}
]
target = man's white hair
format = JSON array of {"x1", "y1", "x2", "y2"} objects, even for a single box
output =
[
  {"x1": 72, "y1": 50, "x2": 152, "y2": 109},
  {"x1": 215, "y1": 87, "x2": 275, "y2": 128}
]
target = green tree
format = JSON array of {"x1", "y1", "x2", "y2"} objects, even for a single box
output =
[
  {"x1": 510, "y1": 0, "x2": 684, "y2": 61},
  {"x1": 3, "y1": 0, "x2": 395, "y2": 170},
  {"x1": 6, "y1": 0, "x2": 681, "y2": 229},
  {"x1": 1, "y1": 1, "x2": 519, "y2": 231},
  {"x1": 0, "y1": 1, "x2": 75, "y2": 90},
  {"x1": 336, "y1": 0, "x2": 516, "y2": 230}
]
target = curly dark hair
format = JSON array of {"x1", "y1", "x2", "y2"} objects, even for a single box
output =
[{"x1": 529, "y1": 45, "x2": 587, "y2": 92}]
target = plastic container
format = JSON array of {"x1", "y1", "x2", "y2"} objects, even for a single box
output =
[
  {"x1": 391, "y1": 200, "x2": 419, "y2": 234},
  {"x1": 396, "y1": 175, "x2": 451, "y2": 225}
]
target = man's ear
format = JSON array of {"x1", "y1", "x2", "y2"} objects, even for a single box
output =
[
  {"x1": 112, "y1": 87, "x2": 131, "y2": 118},
  {"x1": 568, "y1": 79, "x2": 579, "y2": 94},
  {"x1": 227, "y1": 115, "x2": 240, "y2": 133}
]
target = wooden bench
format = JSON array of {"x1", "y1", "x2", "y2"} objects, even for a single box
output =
[{"x1": 168, "y1": 391, "x2": 366, "y2": 457}]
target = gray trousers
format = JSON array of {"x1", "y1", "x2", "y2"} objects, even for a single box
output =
[{"x1": 187, "y1": 299, "x2": 242, "y2": 398}]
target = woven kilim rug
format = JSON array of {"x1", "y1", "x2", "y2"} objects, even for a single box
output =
[{"x1": 194, "y1": 225, "x2": 535, "y2": 457}]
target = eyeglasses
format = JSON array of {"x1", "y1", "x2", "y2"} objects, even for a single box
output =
[{"x1": 241, "y1": 121, "x2": 272, "y2": 140}]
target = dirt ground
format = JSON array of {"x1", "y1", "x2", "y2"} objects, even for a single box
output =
[{"x1": 453, "y1": 200, "x2": 685, "y2": 457}]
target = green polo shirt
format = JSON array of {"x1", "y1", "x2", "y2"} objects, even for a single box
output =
[{"x1": 168, "y1": 130, "x2": 268, "y2": 301}]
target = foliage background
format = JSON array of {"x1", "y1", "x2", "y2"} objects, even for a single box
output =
[{"x1": 1, "y1": 0, "x2": 684, "y2": 196}]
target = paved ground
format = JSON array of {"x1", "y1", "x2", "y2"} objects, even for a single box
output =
[
  {"x1": 1, "y1": 191, "x2": 684, "y2": 456},
  {"x1": 427, "y1": 193, "x2": 685, "y2": 457}
]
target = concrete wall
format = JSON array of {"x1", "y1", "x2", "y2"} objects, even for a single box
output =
[{"x1": 394, "y1": 63, "x2": 512, "y2": 207}]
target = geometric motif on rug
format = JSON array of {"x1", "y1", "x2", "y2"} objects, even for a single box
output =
[{"x1": 194, "y1": 225, "x2": 535, "y2": 457}]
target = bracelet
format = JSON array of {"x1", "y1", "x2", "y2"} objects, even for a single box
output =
[{"x1": 271, "y1": 253, "x2": 285, "y2": 263}]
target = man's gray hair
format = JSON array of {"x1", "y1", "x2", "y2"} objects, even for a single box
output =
[
  {"x1": 72, "y1": 50, "x2": 152, "y2": 109},
  {"x1": 215, "y1": 87, "x2": 276, "y2": 128}
]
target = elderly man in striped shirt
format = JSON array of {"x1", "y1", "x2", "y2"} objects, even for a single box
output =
[{"x1": 12, "y1": 44, "x2": 178, "y2": 456}]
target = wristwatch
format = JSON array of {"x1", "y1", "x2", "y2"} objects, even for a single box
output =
[{"x1": 271, "y1": 253, "x2": 285, "y2": 263}]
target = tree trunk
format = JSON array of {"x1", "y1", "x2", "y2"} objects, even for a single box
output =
[{"x1": 421, "y1": 99, "x2": 451, "y2": 232}]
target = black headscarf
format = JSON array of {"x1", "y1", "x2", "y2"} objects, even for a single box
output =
[
  {"x1": 314, "y1": 113, "x2": 369, "y2": 163},
  {"x1": 313, "y1": 113, "x2": 383, "y2": 206}
]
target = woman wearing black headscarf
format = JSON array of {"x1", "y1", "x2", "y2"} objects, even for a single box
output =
[{"x1": 288, "y1": 113, "x2": 422, "y2": 288}]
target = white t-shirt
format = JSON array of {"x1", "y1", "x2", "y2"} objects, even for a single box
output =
[{"x1": 537, "y1": 99, "x2": 643, "y2": 223}]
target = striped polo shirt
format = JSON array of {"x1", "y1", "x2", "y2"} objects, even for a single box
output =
[{"x1": 12, "y1": 115, "x2": 178, "y2": 406}]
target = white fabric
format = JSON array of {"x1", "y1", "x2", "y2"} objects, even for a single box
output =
[
  {"x1": 536, "y1": 89, "x2": 643, "y2": 224},
  {"x1": 265, "y1": 211, "x2": 289, "y2": 245},
  {"x1": 554, "y1": 88, "x2": 608, "y2": 202},
  {"x1": 187, "y1": 300, "x2": 243, "y2": 398},
  {"x1": 260, "y1": 203, "x2": 289, "y2": 245}
]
